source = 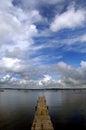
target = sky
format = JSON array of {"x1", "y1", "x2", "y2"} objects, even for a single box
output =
[{"x1": 0, "y1": 0, "x2": 86, "y2": 88}]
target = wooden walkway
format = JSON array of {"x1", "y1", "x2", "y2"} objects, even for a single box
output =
[{"x1": 31, "y1": 96, "x2": 54, "y2": 130}]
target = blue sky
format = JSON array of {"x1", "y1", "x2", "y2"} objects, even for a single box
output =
[{"x1": 0, "y1": 0, "x2": 86, "y2": 88}]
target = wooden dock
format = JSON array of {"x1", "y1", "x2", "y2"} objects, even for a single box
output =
[{"x1": 31, "y1": 96, "x2": 54, "y2": 130}]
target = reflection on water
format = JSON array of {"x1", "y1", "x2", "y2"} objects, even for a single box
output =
[{"x1": 0, "y1": 90, "x2": 86, "y2": 130}]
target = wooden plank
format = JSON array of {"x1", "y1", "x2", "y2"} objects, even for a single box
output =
[{"x1": 31, "y1": 96, "x2": 54, "y2": 130}]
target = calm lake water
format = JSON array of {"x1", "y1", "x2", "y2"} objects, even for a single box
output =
[{"x1": 0, "y1": 89, "x2": 86, "y2": 130}]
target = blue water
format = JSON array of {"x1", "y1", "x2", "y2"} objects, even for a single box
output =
[{"x1": 0, "y1": 89, "x2": 86, "y2": 130}]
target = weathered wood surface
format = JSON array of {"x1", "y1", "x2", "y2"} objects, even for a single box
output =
[{"x1": 31, "y1": 96, "x2": 54, "y2": 130}]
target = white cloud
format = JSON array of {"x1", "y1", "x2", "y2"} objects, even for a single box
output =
[
  {"x1": 39, "y1": 75, "x2": 52, "y2": 86},
  {"x1": 3, "y1": 74, "x2": 11, "y2": 80},
  {"x1": 43, "y1": 75, "x2": 52, "y2": 81},
  {"x1": 0, "y1": 0, "x2": 43, "y2": 60},
  {"x1": 39, "y1": 0, "x2": 64, "y2": 4},
  {"x1": 0, "y1": 57, "x2": 34, "y2": 74},
  {"x1": 50, "y1": 6, "x2": 86, "y2": 32},
  {"x1": 18, "y1": 0, "x2": 63, "y2": 9},
  {"x1": 56, "y1": 61, "x2": 86, "y2": 87},
  {"x1": 0, "y1": 0, "x2": 12, "y2": 9},
  {"x1": 0, "y1": 61, "x2": 86, "y2": 88},
  {"x1": 0, "y1": 57, "x2": 22, "y2": 72},
  {"x1": 0, "y1": 8, "x2": 38, "y2": 44},
  {"x1": 65, "y1": 34, "x2": 86, "y2": 45},
  {"x1": 80, "y1": 34, "x2": 86, "y2": 42},
  {"x1": 0, "y1": 1, "x2": 86, "y2": 89},
  {"x1": 80, "y1": 61, "x2": 86, "y2": 69},
  {"x1": 38, "y1": 61, "x2": 86, "y2": 88},
  {"x1": 1, "y1": 57, "x2": 20, "y2": 68},
  {"x1": 0, "y1": 0, "x2": 46, "y2": 71}
]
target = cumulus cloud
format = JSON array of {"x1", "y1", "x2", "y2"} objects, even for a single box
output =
[
  {"x1": 0, "y1": 0, "x2": 12, "y2": 9},
  {"x1": 80, "y1": 61, "x2": 86, "y2": 68},
  {"x1": 50, "y1": 6, "x2": 86, "y2": 32},
  {"x1": 0, "y1": 0, "x2": 43, "y2": 60},
  {"x1": 0, "y1": 57, "x2": 25, "y2": 73},
  {"x1": 39, "y1": 75, "x2": 52, "y2": 86},
  {"x1": 54, "y1": 61, "x2": 86, "y2": 87},
  {"x1": 0, "y1": 8, "x2": 38, "y2": 45},
  {"x1": 0, "y1": 0, "x2": 45, "y2": 73},
  {"x1": 37, "y1": 61, "x2": 86, "y2": 88},
  {"x1": 0, "y1": 1, "x2": 86, "y2": 89},
  {"x1": 0, "y1": 61, "x2": 86, "y2": 89}
]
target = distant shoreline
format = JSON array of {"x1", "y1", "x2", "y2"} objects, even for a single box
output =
[{"x1": 0, "y1": 87, "x2": 86, "y2": 91}]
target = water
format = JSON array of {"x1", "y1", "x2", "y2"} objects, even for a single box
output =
[{"x1": 0, "y1": 89, "x2": 86, "y2": 130}]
